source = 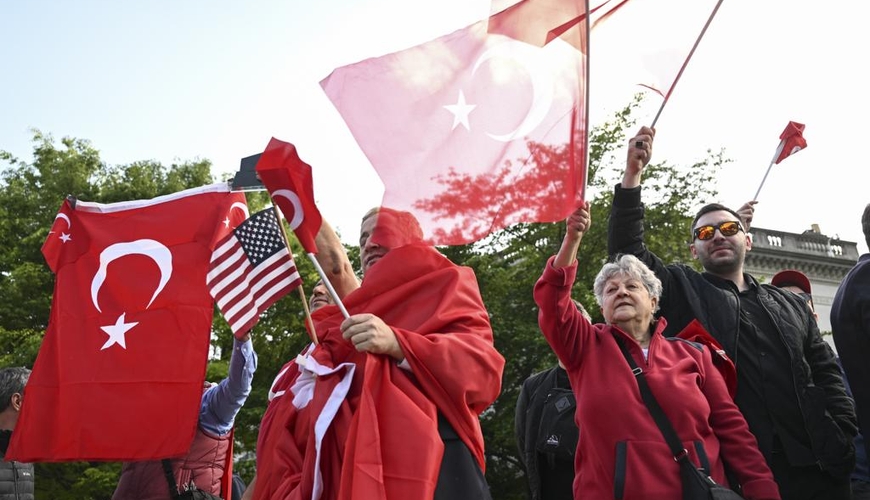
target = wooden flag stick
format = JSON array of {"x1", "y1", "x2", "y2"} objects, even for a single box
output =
[{"x1": 271, "y1": 205, "x2": 319, "y2": 345}]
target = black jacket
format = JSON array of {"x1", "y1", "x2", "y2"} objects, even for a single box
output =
[
  {"x1": 515, "y1": 366, "x2": 576, "y2": 500},
  {"x1": 831, "y1": 253, "x2": 870, "y2": 465},
  {"x1": 0, "y1": 456, "x2": 34, "y2": 500},
  {"x1": 608, "y1": 184, "x2": 857, "y2": 478}
]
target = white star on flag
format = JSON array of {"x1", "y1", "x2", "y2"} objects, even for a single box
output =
[
  {"x1": 100, "y1": 313, "x2": 139, "y2": 350},
  {"x1": 443, "y1": 90, "x2": 476, "y2": 131}
]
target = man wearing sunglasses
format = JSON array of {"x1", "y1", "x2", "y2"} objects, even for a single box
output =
[{"x1": 606, "y1": 125, "x2": 856, "y2": 500}]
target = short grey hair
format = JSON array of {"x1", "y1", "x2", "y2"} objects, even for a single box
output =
[
  {"x1": 593, "y1": 254, "x2": 662, "y2": 313},
  {"x1": 0, "y1": 367, "x2": 30, "y2": 413}
]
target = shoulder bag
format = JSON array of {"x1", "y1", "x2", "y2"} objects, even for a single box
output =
[{"x1": 613, "y1": 335, "x2": 744, "y2": 500}]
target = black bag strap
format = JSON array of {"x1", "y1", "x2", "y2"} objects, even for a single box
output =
[
  {"x1": 161, "y1": 459, "x2": 181, "y2": 499},
  {"x1": 612, "y1": 334, "x2": 693, "y2": 466}
]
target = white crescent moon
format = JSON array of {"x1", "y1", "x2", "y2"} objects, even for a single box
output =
[
  {"x1": 473, "y1": 41, "x2": 555, "y2": 142},
  {"x1": 230, "y1": 202, "x2": 250, "y2": 219},
  {"x1": 91, "y1": 239, "x2": 173, "y2": 313},
  {"x1": 272, "y1": 189, "x2": 305, "y2": 230},
  {"x1": 55, "y1": 213, "x2": 71, "y2": 229}
]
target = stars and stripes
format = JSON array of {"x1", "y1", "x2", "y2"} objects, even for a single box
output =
[{"x1": 208, "y1": 207, "x2": 301, "y2": 338}]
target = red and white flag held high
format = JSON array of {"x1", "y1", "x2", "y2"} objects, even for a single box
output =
[
  {"x1": 8, "y1": 183, "x2": 245, "y2": 462},
  {"x1": 208, "y1": 207, "x2": 302, "y2": 339},
  {"x1": 753, "y1": 121, "x2": 808, "y2": 200},
  {"x1": 774, "y1": 121, "x2": 807, "y2": 164},
  {"x1": 255, "y1": 139, "x2": 322, "y2": 254},
  {"x1": 321, "y1": 1, "x2": 589, "y2": 245}
]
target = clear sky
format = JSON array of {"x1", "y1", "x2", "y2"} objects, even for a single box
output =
[{"x1": 2, "y1": 0, "x2": 867, "y2": 254}]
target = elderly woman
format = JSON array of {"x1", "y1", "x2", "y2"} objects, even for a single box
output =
[{"x1": 533, "y1": 202, "x2": 780, "y2": 500}]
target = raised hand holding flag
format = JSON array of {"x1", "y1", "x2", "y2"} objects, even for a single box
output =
[{"x1": 754, "y1": 121, "x2": 807, "y2": 200}]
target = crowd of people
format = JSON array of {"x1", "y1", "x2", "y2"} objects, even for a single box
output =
[{"x1": 4, "y1": 128, "x2": 870, "y2": 500}]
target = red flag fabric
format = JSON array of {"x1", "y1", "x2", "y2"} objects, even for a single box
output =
[
  {"x1": 8, "y1": 183, "x2": 247, "y2": 462},
  {"x1": 253, "y1": 244, "x2": 505, "y2": 500},
  {"x1": 773, "y1": 121, "x2": 807, "y2": 164},
  {"x1": 321, "y1": 10, "x2": 586, "y2": 245},
  {"x1": 676, "y1": 319, "x2": 737, "y2": 398},
  {"x1": 208, "y1": 207, "x2": 302, "y2": 339},
  {"x1": 255, "y1": 138, "x2": 322, "y2": 253}
]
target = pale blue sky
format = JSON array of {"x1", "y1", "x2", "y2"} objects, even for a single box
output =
[{"x1": 2, "y1": 0, "x2": 868, "y2": 255}]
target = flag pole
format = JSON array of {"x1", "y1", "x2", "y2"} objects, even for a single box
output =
[
  {"x1": 753, "y1": 140, "x2": 785, "y2": 201},
  {"x1": 270, "y1": 205, "x2": 320, "y2": 344},
  {"x1": 650, "y1": 0, "x2": 725, "y2": 128},
  {"x1": 580, "y1": 0, "x2": 591, "y2": 201},
  {"x1": 305, "y1": 253, "x2": 351, "y2": 320}
]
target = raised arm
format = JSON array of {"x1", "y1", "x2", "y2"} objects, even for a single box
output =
[
  {"x1": 622, "y1": 126, "x2": 655, "y2": 188},
  {"x1": 554, "y1": 201, "x2": 591, "y2": 268},
  {"x1": 313, "y1": 219, "x2": 360, "y2": 298}
]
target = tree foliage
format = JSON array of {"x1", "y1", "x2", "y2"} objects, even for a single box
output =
[{"x1": 0, "y1": 96, "x2": 725, "y2": 499}]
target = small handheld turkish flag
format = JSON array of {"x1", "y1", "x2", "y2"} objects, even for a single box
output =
[
  {"x1": 255, "y1": 139, "x2": 322, "y2": 254},
  {"x1": 774, "y1": 121, "x2": 807, "y2": 164}
]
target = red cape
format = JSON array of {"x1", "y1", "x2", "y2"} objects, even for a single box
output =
[{"x1": 255, "y1": 244, "x2": 504, "y2": 500}]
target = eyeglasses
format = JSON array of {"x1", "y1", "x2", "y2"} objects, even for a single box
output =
[{"x1": 693, "y1": 220, "x2": 744, "y2": 241}]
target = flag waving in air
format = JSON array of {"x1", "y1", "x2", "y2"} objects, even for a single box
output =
[
  {"x1": 321, "y1": 0, "x2": 589, "y2": 245},
  {"x1": 255, "y1": 138, "x2": 322, "y2": 254},
  {"x1": 208, "y1": 207, "x2": 302, "y2": 339},
  {"x1": 8, "y1": 183, "x2": 246, "y2": 462},
  {"x1": 753, "y1": 121, "x2": 808, "y2": 200},
  {"x1": 774, "y1": 121, "x2": 807, "y2": 164}
]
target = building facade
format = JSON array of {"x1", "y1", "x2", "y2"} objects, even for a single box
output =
[{"x1": 744, "y1": 225, "x2": 859, "y2": 344}]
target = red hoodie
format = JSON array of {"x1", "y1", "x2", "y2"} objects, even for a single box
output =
[{"x1": 534, "y1": 257, "x2": 780, "y2": 500}]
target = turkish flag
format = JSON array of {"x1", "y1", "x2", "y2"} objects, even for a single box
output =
[
  {"x1": 321, "y1": 9, "x2": 586, "y2": 245},
  {"x1": 774, "y1": 121, "x2": 807, "y2": 164},
  {"x1": 255, "y1": 138, "x2": 322, "y2": 254},
  {"x1": 7, "y1": 183, "x2": 248, "y2": 462},
  {"x1": 253, "y1": 244, "x2": 505, "y2": 499}
]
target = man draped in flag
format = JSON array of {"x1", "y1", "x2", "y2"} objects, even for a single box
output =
[{"x1": 252, "y1": 209, "x2": 505, "y2": 500}]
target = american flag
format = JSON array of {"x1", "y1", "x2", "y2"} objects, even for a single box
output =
[{"x1": 207, "y1": 207, "x2": 301, "y2": 337}]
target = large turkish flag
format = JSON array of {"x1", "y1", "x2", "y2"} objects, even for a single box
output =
[
  {"x1": 321, "y1": 7, "x2": 586, "y2": 245},
  {"x1": 7, "y1": 183, "x2": 248, "y2": 462}
]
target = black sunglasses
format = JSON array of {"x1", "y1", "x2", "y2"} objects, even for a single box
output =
[{"x1": 693, "y1": 220, "x2": 744, "y2": 241}]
